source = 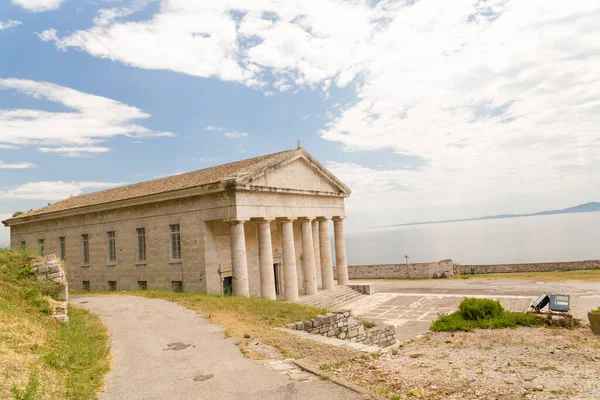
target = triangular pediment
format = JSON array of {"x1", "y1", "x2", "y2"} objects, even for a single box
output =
[{"x1": 236, "y1": 151, "x2": 351, "y2": 196}]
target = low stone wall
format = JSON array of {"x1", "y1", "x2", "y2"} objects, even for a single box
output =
[
  {"x1": 285, "y1": 310, "x2": 396, "y2": 348},
  {"x1": 342, "y1": 260, "x2": 455, "y2": 280},
  {"x1": 455, "y1": 260, "x2": 600, "y2": 275},
  {"x1": 28, "y1": 254, "x2": 69, "y2": 323},
  {"x1": 343, "y1": 259, "x2": 600, "y2": 279}
]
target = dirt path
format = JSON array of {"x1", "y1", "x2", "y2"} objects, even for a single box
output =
[{"x1": 72, "y1": 295, "x2": 366, "y2": 400}]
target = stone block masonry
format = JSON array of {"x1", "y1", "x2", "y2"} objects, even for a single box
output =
[
  {"x1": 28, "y1": 254, "x2": 69, "y2": 323},
  {"x1": 285, "y1": 310, "x2": 396, "y2": 348},
  {"x1": 455, "y1": 260, "x2": 600, "y2": 275},
  {"x1": 343, "y1": 259, "x2": 600, "y2": 279},
  {"x1": 341, "y1": 260, "x2": 455, "y2": 279}
]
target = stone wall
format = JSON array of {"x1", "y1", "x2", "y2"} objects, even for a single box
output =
[
  {"x1": 343, "y1": 259, "x2": 600, "y2": 279},
  {"x1": 29, "y1": 254, "x2": 69, "y2": 323},
  {"x1": 455, "y1": 260, "x2": 600, "y2": 275},
  {"x1": 342, "y1": 260, "x2": 455, "y2": 279},
  {"x1": 285, "y1": 310, "x2": 396, "y2": 348}
]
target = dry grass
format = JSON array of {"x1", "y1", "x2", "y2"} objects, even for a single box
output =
[
  {"x1": 330, "y1": 327, "x2": 600, "y2": 399},
  {"x1": 458, "y1": 269, "x2": 600, "y2": 282},
  {"x1": 0, "y1": 249, "x2": 110, "y2": 400}
]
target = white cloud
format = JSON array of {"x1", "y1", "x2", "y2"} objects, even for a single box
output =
[
  {"x1": 0, "y1": 160, "x2": 36, "y2": 169},
  {"x1": 0, "y1": 181, "x2": 126, "y2": 200},
  {"x1": 12, "y1": 0, "x2": 64, "y2": 12},
  {"x1": 223, "y1": 131, "x2": 248, "y2": 138},
  {"x1": 320, "y1": 0, "x2": 600, "y2": 225},
  {"x1": 0, "y1": 145, "x2": 19, "y2": 149},
  {"x1": 0, "y1": 20, "x2": 22, "y2": 31},
  {"x1": 38, "y1": 146, "x2": 111, "y2": 157},
  {"x1": 38, "y1": 0, "x2": 380, "y2": 89},
  {"x1": 0, "y1": 79, "x2": 173, "y2": 151},
  {"x1": 36, "y1": 0, "x2": 600, "y2": 226},
  {"x1": 204, "y1": 125, "x2": 223, "y2": 131}
]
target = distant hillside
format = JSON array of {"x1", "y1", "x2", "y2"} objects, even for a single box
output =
[{"x1": 381, "y1": 202, "x2": 600, "y2": 228}]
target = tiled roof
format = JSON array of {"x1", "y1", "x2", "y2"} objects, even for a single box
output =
[{"x1": 7, "y1": 149, "x2": 302, "y2": 222}]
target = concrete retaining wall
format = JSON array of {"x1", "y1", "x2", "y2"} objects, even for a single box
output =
[
  {"x1": 285, "y1": 310, "x2": 396, "y2": 347},
  {"x1": 455, "y1": 260, "x2": 600, "y2": 275}
]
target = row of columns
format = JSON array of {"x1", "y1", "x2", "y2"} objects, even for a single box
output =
[{"x1": 229, "y1": 217, "x2": 349, "y2": 301}]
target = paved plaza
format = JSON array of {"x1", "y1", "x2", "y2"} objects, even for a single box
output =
[{"x1": 345, "y1": 277, "x2": 600, "y2": 341}]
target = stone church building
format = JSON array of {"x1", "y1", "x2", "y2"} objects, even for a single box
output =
[{"x1": 3, "y1": 148, "x2": 351, "y2": 301}]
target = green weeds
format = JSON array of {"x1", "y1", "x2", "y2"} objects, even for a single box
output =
[{"x1": 430, "y1": 298, "x2": 545, "y2": 332}]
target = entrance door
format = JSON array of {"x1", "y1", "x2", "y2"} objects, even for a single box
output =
[
  {"x1": 223, "y1": 276, "x2": 232, "y2": 296},
  {"x1": 273, "y1": 264, "x2": 281, "y2": 296}
]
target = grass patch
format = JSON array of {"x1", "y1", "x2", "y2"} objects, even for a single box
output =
[
  {"x1": 431, "y1": 298, "x2": 546, "y2": 332},
  {"x1": 591, "y1": 306, "x2": 600, "y2": 313},
  {"x1": 457, "y1": 269, "x2": 600, "y2": 282},
  {"x1": 0, "y1": 249, "x2": 110, "y2": 399}
]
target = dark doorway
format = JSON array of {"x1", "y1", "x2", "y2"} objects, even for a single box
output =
[
  {"x1": 223, "y1": 276, "x2": 233, "y2": 296},
  {"x1": 273, "y1": 264, "x2": 280, "y2": 296},
  {"x1": 171, "y1": 281, "x2": 183, "y2": 293}
]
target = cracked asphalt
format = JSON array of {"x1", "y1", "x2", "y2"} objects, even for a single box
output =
[{"x1": 72, "y1": 295, "x2": 366, "y2": 400}]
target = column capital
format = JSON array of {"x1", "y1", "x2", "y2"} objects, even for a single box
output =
[
  {"x1": 332, "y1": 216, "x2": 346, "y2": 222},
  {"x1": 276, "y1": 217, "x2": 296, "y2": 222},
  {"x1": 251, "y1": 217, "x2": 273, "y2": 224},
  {"x1": 224, "y1": 218, "x2": 246, "y2": 225},
  {"x1": 297, "y1": 216, "x2": 316, "y2": 222},
  {"x1": 316, "y1": 216, "x2": 330, "y2": 222}
]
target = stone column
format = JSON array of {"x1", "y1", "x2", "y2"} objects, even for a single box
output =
[
  {"x1": 280, "y1": 218, "x2": 299, "y2": 302},
  {"x1": 333, "y1": 217, "x2": 349, "y2": 285},
  {"x1": 318, "y1": 217, "x2": 335, "y2": 290},
  {"x1": 300, "y1": 218, "x2": 318, "y2": 296},
  {"x1": 256, "y1": 219, "x2": 276, "y2": 300},
  {"x1": 312, "y1": 219, "x2": 322, "y2": 289},
  {"x1": 229, "y1": 220, "x2": 249, "y2": 297}
]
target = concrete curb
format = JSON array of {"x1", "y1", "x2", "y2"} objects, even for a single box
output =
[{"x1": 291, "y1": 359, "x2": 386, "y2": 400}]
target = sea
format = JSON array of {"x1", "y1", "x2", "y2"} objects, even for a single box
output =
[{"x1": 345, "y1": 212, "x2": 600, "y2": 265}]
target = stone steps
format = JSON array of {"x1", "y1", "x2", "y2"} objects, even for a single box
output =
[{"x1": 297, "y1": 286, "x2": 366, "y2": 311}]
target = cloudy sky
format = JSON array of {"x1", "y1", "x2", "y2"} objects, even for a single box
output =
[{"x1": 1, "y1": 0, "x2": 599, "y2": 245}]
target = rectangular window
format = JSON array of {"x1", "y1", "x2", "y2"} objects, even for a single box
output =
[
  {"x1": 82, "y1": 281, "x2": 90, "y2": 292},
  {"x1": 172, "y1": 281, "x2": 183, "y2": 293},
  {"x1": 169, "y1": 224, "x2": 181, "y2": 260},
  {"x1": 38, "y1": 239, "x2": 45, "y2": 256},
  {"x1": 138, "y1": 281, "x2": 148, "y2": 291},
  {"x1": 108, "y1": 281, "x2": 117, "y2": 292},
  {"x1": 107, "y1": 231, "x2": 116, "y2": 263},
  {"x1": 20, "y1": 241, "x2": 26, "y2": 250},
  {"x1": 136, "y1": 228, "x2": 146, "y2": 262},
  {"x1": 81, "y1": 234, "x2": 89, "y2": 265},
  {"x1": 58, "y1": 237, "x2": 66, "y2": 260}
]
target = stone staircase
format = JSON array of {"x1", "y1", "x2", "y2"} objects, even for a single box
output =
[{"x1": 296, "y1": 285, "x2": 367, "y2": 310}]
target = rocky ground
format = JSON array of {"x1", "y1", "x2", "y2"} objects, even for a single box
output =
[{"x1": 327, "y1": 326, "x2": 600, "y2": 400}]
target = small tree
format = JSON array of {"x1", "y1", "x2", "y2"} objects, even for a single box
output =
[{"x1": 12, "y1": 211, "x2": 23, "y2": 217}]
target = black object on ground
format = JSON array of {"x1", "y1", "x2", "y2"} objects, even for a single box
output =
[{"x1": 530, "y1": 294, "x2": 550, "y2": 312}]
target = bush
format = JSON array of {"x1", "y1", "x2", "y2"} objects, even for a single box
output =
[
  {"x1": 459, "y1": 298, "x2": 504, "y2": 320},
  {"x1": 430, "y1": 298, "x2": 545, "y2": 332},
  {"x1": 592, "y1": 307, "x2": 600, "y2": 314}
]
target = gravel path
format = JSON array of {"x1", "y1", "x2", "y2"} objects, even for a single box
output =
[{"x1": 72, "y1": 295, "x2": 365, "y2": 400}]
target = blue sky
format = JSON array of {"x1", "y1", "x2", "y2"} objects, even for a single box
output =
[{"x1": 1, "y1": 0, "x2": 599, "y2": 245}]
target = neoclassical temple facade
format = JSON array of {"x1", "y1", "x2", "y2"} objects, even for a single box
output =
[{"x1": 3, "y1": 148, "x2": 351, "y2": 300}]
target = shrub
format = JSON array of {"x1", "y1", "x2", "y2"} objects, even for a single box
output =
[
  {"x1": 430, "y1": 298, "x2": 545, "y2": 332},
  {"x1": 591, "y1": 307, "x2": 600, "y2": 314},
  {"x1": 459, "y1": 298, "x2": 504, "y2": 320}
]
